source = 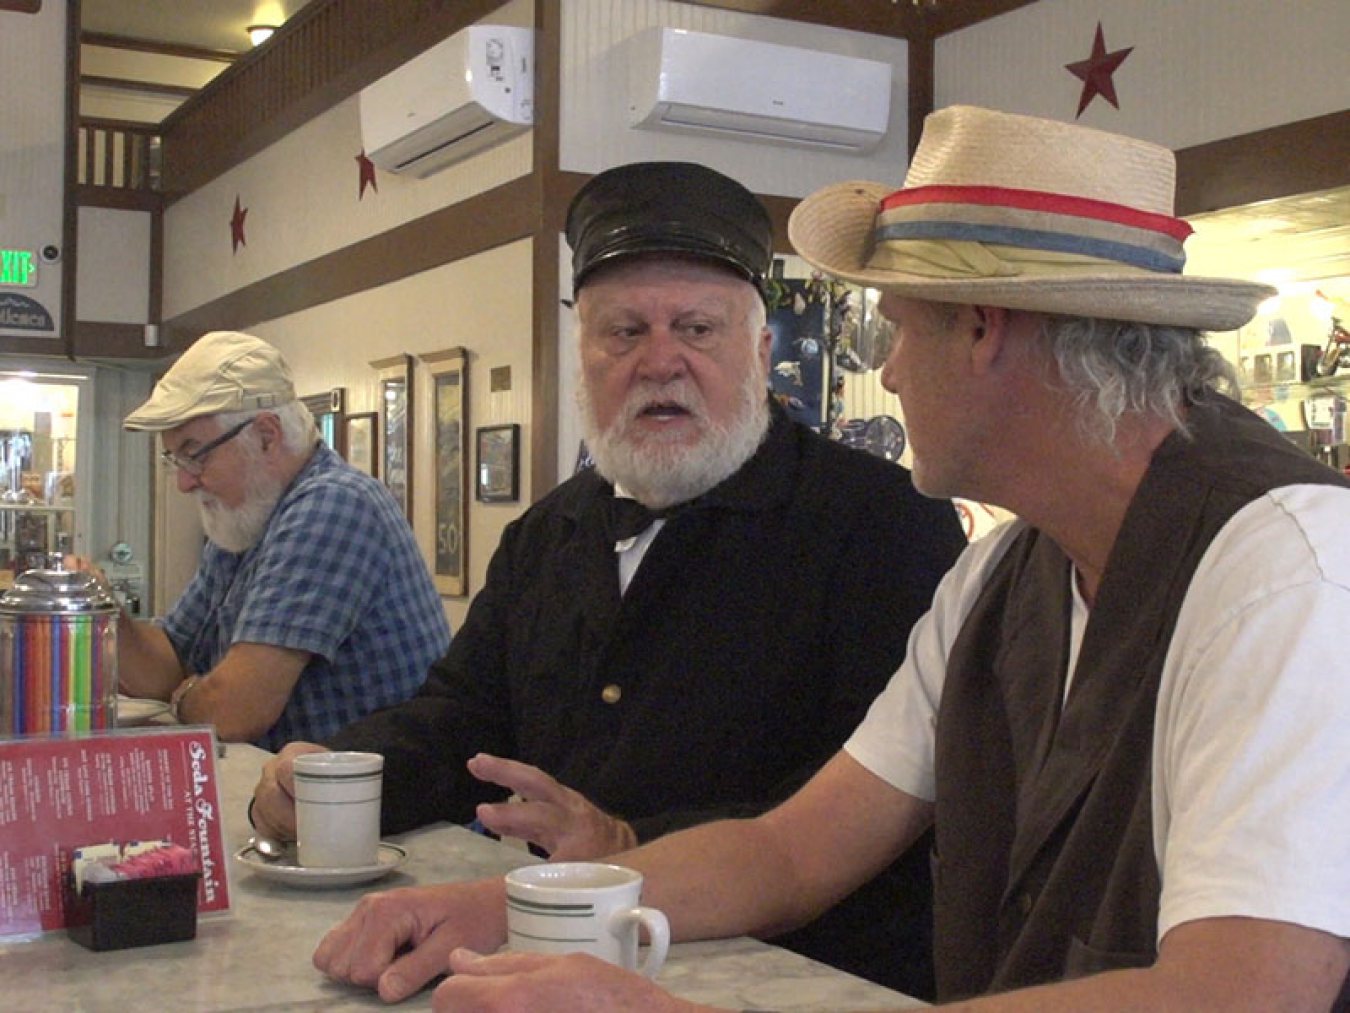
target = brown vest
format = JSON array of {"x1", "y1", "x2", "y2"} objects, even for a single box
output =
[{"x1": 932, "y1": 396, "x2": 1349, "y2": 999}]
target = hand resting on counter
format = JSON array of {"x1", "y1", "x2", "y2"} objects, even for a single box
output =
[{"x1": 313, "y1": 881, "x2": 702, "y2": 1011}]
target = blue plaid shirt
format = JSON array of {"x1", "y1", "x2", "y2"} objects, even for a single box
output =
[{"x1": 161, "y1": 445, "x2": 450, "y2": 750}]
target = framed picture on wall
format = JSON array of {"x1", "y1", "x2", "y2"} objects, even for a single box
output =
[
  {"x1": 419, "y1": 348, "x2": 468, "y2": 596},
  {"x1": 370, "y1": 354, "x2": 414, "y2": 522},
  {"x1": 344, "y1": 411, "x2": 378, "y2": 478},
  {"x1": 476, "y1": 424, "x2": 520, "y2": 502},
  {"x1": 300, "y1": 388, "x2": 346, "y2": 457},
  {"x1": 1252, "y1": 353, "x2": 1274, "y2": 386},
  {"x1": 1275, "y1": 349, "x2": 1297, "y2": 383}
]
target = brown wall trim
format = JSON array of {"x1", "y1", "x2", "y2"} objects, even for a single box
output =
[
  {"x1": 60, "y1": 0, "x2": 80, "y2": 359},
  {"x1": 907, "y1": 34, "x2": 935, "y2": 157},
  {"x1": 763, "y1": 193, "x2": 798, "y2": 256},
  {"x1": 529, "y1": 0, "x2": 564, "y2": 498},
  {"x1": 76, "y1": 184, "x2": 161, "y2": 211},
  {"x1": 72, "y1": 321, "x2": 161, "y2": 360},
  {"x1": 80, "y1": 114, "x2": 164, "y2": 132},
  {"x1": 149, "y1": 196, "x2": 163, "y2": 328},
  {"x1": 160, "y1": 174, "x2": 537, "y2": 351},
  {"x1": 0, "y1": 335, "x2": 69, "y2": 357},
  {"x1": 1175, "y1": 109, "x2": 1350, "y2": 217}
]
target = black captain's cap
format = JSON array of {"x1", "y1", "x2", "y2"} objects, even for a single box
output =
[{"x1": 565, "y1": 161, "x2": 773, "y2": 296}]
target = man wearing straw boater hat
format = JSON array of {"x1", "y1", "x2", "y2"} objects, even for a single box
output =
[{"x1": 313, "y1": 107, "x2": 1350, "y2": 1009}]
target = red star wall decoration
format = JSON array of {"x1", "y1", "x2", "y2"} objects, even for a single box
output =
[
  {"x1": 230, "y1": 195, "x2": 248, "y2": 253},
  {"x1": 1065, "y1": 22, "x2": 1133, "y2": 118},
  {"x1": 356, "y1": 150, "x2": 378, "y2": 199}
]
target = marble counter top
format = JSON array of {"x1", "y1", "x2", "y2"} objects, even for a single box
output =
[{"x1": 0, "y1": 739, "x2": 923, "y2": 1011}]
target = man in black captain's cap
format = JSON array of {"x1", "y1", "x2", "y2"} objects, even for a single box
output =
[{"x1": 264, "y1": 162, "x2": 967, "y2": 997}]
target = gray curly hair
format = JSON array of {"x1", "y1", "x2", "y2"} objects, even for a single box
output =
[{"x1": 1037, "y1": 314, "x2": 1238, "y2": 447}]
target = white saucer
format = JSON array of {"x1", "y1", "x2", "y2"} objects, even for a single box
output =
[
  {"x1": 233, "y1": 841, "x2": 408, "y2": 889},
  {"x1": 117, "y1": 695, "x2": 172, "y2": 726}
]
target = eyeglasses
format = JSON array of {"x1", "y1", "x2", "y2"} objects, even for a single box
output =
[{"x1": 160, "y1": 418, "x2": 254, "y2": 477}]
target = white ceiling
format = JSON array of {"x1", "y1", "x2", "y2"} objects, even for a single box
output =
[{"x1": 80, "y1": 0, "x2": 317, "y2": 54}]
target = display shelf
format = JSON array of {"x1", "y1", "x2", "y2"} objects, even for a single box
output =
[
  {"x1": 1239, "y1": 374, "x2": 1350, "y2": 406},
  {"x1": 0, "y1": 502, "x2": 76, "y2": 576}
]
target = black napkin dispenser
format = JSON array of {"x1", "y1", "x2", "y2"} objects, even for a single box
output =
[{"x1": 67, "y1": 872, "x2": 201, "y2": 951}]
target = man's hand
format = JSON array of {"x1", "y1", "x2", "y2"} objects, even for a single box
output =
[
  {"x1": 433, "y1": 948, "x2": 711, "y2": 1013},
  {"x1": 251, "y1": 741, "x2": 327, "y2": 840},
  {"x1": 467, "y1": 753, "x2": 637, "y2": 860},
  {"x1": 314, "y1": 879, "x2": 508, "y2": 1004}
]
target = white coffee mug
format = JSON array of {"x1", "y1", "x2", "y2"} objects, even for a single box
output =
[
  {"x1": 504, "y1": 862, "x2": 670, "y2": 977},
  {"x1": 292, "y1": 751, "x2": 383, "y2": 868}
]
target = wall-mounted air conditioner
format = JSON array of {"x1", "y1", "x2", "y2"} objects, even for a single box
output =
[
  {"x1": 628, "y1": 28, "x2": 892, "y2": 154},
  {"x1": 359, "y1": 25, "x2": 533, "y2": 178}
]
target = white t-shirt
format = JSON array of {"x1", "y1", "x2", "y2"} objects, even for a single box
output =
[{"x1": 845, "y1": 482, "x2": 1350, "y2": 945}]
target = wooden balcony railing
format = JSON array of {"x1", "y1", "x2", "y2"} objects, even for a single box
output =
[{"x1": 77, "y1": 118, "x2": 159, "y2": 192}]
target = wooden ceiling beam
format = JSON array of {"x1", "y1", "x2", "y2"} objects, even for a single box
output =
[
  {"x1": 680, "y1": 0, "x2": 926, "y2": 39},
  {"x1": 917, "y1": 0, "x2": 1040, "y2": 37},
  {"x1": 80, "y1": 74, "x2": 197, "y2": 99},
  {"x1": 81, "y1": 31, "x2": 236, "y2": 63},
  {"x1": 680, "y1": 1, "x2": 1038, "y2": 40}
]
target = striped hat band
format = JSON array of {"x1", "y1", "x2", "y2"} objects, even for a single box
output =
[
  {"x1": 788, "y1": 106, "x2": 1274, "y2": 330},
  {"x1": 874, "y1": 184, "x2": 1193, "y2": 276}
]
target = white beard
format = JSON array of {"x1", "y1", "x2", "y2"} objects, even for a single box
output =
[
  {"x1": 579, "y1": 368, "x2": 770, "y2": 511},
  {"x1": 197, "y1": 467, "x2": 286, "y2": 553}
]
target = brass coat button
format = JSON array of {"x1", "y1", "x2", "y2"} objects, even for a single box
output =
[{"x1": 601, "y1": 684, "x2": 622, "y2": 704}]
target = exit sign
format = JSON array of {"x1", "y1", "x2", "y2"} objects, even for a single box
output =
[{"x1": 1, "y1": 249, "x2": 37, "y2": 288}]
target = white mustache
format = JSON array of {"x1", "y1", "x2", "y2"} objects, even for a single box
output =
[{"x1": 619, "y1": 382, "x2": 704, "y2": 425}]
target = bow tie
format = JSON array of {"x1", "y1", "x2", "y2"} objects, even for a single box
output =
[
  {"x1": 603, "y1": 496, "x2": 663, "y2": 543},
  {"x1": 603, "y1": 492, "x2": 712, "y2": 543}
]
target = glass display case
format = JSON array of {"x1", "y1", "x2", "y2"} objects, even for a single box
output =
[
  {"x1": 1231, "y1": 291, "x2": 1350, "y2": 476},
  {"x1": 0, "y1": 379, "x2": 80, "y2": 587}
]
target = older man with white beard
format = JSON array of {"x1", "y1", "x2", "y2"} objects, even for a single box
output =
[
  {"x1": 114, "y1": 331, "x2": 449, "y2": 750},
  {"x1": 574, "y1": 257, "x2": 772, "y2": 514},
  {"x1": 253, "y1": 162, "x2": 966, "y2": 996}
]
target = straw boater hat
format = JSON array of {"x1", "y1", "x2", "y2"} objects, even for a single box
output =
[{"x1": 789, "y1": 105, "x2": 1274, "y2": 331}]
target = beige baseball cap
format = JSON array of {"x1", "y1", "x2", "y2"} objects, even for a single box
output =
[{"x1": 124, "y1": 331, "x2": 297, "y2": 431}]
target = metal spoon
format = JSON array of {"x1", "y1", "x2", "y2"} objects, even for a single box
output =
[{"x1": 250, "y1": 834, "x2": 290, "y2": 861}]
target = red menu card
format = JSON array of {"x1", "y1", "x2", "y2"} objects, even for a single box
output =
[{"x1": 0, "y1": 727, "x2": 231, "y2": 941}]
